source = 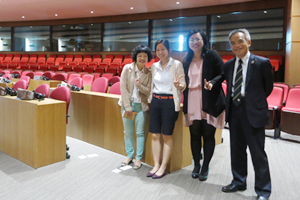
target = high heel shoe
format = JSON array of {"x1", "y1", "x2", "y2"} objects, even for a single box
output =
[
  {"x1": 191, "y1": 165, "x2": 201, "y2": 179},
  {"x1": 199, "y1": 169, "x2": 209, "y2": 181}
]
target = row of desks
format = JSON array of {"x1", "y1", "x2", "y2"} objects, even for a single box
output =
[{"x1": 1, "y1": 79, "x2": 222, "y2": 171}]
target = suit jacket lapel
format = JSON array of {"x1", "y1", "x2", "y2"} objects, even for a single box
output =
[{"x1": 245, "y1": 54, "x2": 255, "y2": 90}]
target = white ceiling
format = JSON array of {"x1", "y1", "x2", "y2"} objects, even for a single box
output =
[{"x1": 0, "y1": 0, "x2": 257, "y2": 22}]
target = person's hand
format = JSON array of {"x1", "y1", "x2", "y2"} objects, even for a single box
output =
[
  {"x1": 204, "y1": 79, "x2": 213, "y2": 90},
  {"x1": 174, "y1": 72, "x2": 184, "y2": 88},
  {"x1": 135, "y1": 73, "x2": 143, "y2": 85},
  {"x1": 125, "y1": 110, "x2": 132, "y2": 117}
]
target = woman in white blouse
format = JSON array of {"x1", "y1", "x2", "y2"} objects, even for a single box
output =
[
  {"x1": 147, "y1": 39, "x2": 186, "y2": 179},
  {"x1": 118, "y1": 45, "x2": 152, "y2": 170}
]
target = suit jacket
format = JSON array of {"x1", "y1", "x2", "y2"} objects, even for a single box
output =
[
  {"x1": 183, "y1": 49, "x2": 226, "y2": 118},
  {"x1": 211, "y1": 53, "x2": 273, "y2": 128},
  {"x1": 118, "y1": 63, "x2": 152, "y2": 111}
]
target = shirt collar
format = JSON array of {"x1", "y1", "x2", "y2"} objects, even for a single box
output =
[
  {"x1": 157, "y1": 57, "x2": 173, "y2": 71},
  {"x1": 236, "y1": 51, "x2": 250, "y2": 65}
]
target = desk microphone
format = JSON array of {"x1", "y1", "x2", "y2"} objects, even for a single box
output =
[{"x1": 27, "y1": 84, "x2": 46, "y2": 101}]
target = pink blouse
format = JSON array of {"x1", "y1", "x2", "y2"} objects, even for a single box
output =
[{"x1": 184, "y1": 60, "x2": 225, "y2": 129}]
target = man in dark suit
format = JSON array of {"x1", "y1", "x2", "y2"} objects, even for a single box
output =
[{"x1": 205, "y1": 28, "x2": 273, "y2": 200}]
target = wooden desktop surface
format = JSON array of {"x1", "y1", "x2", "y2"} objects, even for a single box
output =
[
  {"x1": 67, "y1": 90, "x2": 222, "y2": 172},
  {"x1": 11, "y1": 78, "x2": 61, "y2": 91},
  {"x1": 0, "y1": 96, "x2": 67, "y2": 168}
]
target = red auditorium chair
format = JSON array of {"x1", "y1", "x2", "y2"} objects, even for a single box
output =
[
  {"x1": 21, "y1": 70, "x2": 32, "y2": 77},
  {"x1": 11, "y1": 71, "x2": 21, "y2": 78},
  {"x1": 73, "y1": 66, "x2": 83, "y2": 73},
  {"x1": 70, "y1": 77, "x2": 83, "y2": 89},
  {"x1": 7, "y1": 64, "x2": 17, "y2": 70},
  {"x1": 109, "y1": 82, "x2": 121, "y2": 95},
  {"x1": 49, "y1": 66, "x2": 59, "y2": 72},
  {"x1": 68, "y1": 73, "x2": 81, "y2": 84},
  {"x1": 124, "y1": 54, "x2": 131, "y2": 59},
  {"x1": 13, "y1": 80, "x2": 27, "y2": 90},
  {"x1": 73, "y1": 55, "x2": 82, "y2": 63},
  {"x1": 109, "y1": 76, "x2": 120, "y2": 86},
  {"x1": 274, "y1": 83, "x2": 289, "y2": 105},
  {"x1": 145, "y1": 58, "x2": 155, "y2": 68},
  {"x1": 35, "y1": 83, "x2": 50, "y2": 98},
  {"x1": 222, "y1": 55, "x2": 234, "y2": 60},
  {"x1": 91, "y1": 73, "x2": 101, "y2": 80},
  {"x1": 114, "y1": 55, "x2": 123, "y2": 59},
  {"x1": 92, "y1": 57, "x2": 102, "y2": 66},
  {"x1": 102, "y1": 58, "x2": 112, "y2": 65},
  {"x1": 54, "y1": 57, "x2": 64, "y2": 66},
  {"x1": 19, "y1": 57, "x2": 29, "y2": 66},
  {"x1": 62, "y1": 66, "x2": 72, "y2": 72},
  {"x1": 102, "y1": 73, "x2": 113, "y2": 80},
  {"x1": 42, "y1": 71, "x2": 55, "y2": 80},
  {"x1": 105, "y1": 54, "x2": 114, "y2": 59},
  {"x1": 64, "y1": 55, "x2": 73, "y2": 65},
  {"x1": 29, "y1": 65, "x2": 38, "y2": 71},
  {"x1": 83, "y1": 66, "x2": 94, "y2": 73},
  {"x1": 39, "y1": 65, "x2": 48, "y2": 71},
  {"x1": 91, "y1": 77, "x2": 109, "y2": 93},
  {"x1": 49, "y1": 86, "x2": 71, "y2": 159},
  {"x1": 98, "y1": 62, "x2": 109, "y2": 71},
  {"x1": 281, "y1": 88, "x2": 300, "y2": 137},
  {"x1": 52, "y1": 73, "x2": 67, "y2": 81},
  {"x1": 265, "y1": 86, "x2": 284, "y2": 138},
  {"x1": 88, "y1": 62, "x2": 98, "y2": 70},
  {"x1": 82, "y1": 74, "x2": 94, "y2": 86},
  {"x1": 25, "y1": 72, "x2": 35, "y2": 79}
]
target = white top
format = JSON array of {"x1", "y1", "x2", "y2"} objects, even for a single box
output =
[
  {"x1": 131, "y1": 64, "x2": 143, "y2": 103},
  {"x1": 152, "y1": 57, "x2": 173, "y2": 95},
  {"x1": 232, "y1": 51, "x2": 250, "y2": 97}
]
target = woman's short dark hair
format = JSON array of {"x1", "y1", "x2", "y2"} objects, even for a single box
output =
[
  {"x1": 131, "y1": 45, "x2": 153, "y2": 62},
  {"x1": 155, "y1": 39, "x2": 170, "y2": 52},
  {"x1": 183, "y1": 29, "x2": 208, "y2": 69}
]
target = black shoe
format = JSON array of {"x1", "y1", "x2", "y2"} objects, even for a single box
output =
[
  {"x1": 66, "y1": 145, "x2": 69, "y2": 151},
  {"x1": 257, "y1": 196, "x2": 268, "y2": 200},
  {"x1": 191, "y1": 166, "x2": 201, "y2": 179},
  {"x1": 199, "y1": 169, "x2": 209, "y2": 181},
  {"x1": 222, "y1": 184, "x2": 246, "y2": 192},
  {"x1": 66, "y1": 152, "x2": 70, "y2": 159}
]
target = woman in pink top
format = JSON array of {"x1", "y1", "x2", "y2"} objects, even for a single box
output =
[{"x1": 182, "y1": 29, "x2": 225, "y2": 181}]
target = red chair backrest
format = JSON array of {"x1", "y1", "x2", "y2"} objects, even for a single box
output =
[
  {"x1": 91, "y1": 77, "x2": 109, "y2": 93},
  {"x1": 35, "y1": 83, "x2": 50, "y2": 98},
  {"x1": 49, "y1": 86, "x2": 71, "y2": 123},
  {"x1": 52, "y1": 73, "x2": 67, "y2": 81},
  {"x1": 26, "y1": 72, "x2": 35, "y2": 79},
  {"x1": 42, "y1": 71, "x2": 55, "y2": 79},
  {"x1": 102, "y1": 73, "x2": 113, "y2": 80},
  {"x1": 68, "y1": 73, "x2": 80, "y2": 84},
  {"x1": 13, "y1": 80, "x2": 27, "y2": 90},
  {"x1": 19, "y1": 76, "x2": 30, "y2": 85},
  {"x1": 109, "y1": 76, "x2": 120, "y2": 85},
  {"x1": 109, "y1": 82, "x2": 121, "y2": 95},
  {"x1": 82, "y1": 74, "x2": 94, "y2": 85},
  {"x1": 222, "y1": 82, "x2": 227, "y2": 96},
  {"x1": 266, "y1": 86, "x2": 284, "y2": 108},
  {"x1": 274, "y1": 83, "x2": 289, "y2": 103},
  {"x1": 285, "y1": 88, "x2": 300, "y2": 108},
  {"x1": 70, "y1": 77, "x2": 83, "y2": 89}
]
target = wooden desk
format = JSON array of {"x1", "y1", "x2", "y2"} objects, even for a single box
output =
[
  {"x1": 67, "y1": 91, "x2": 222, "y2": 172},
  {"x1": 0, "y1": 82, "x2": 14, "y2": 88},
  {"x1": 0, "y1": 96, "x2": 66, "y2": 168},
  {"x1": 28, "y1": 80, "x2": 61, "y2": 91}
]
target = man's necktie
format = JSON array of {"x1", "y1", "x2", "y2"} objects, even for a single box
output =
[{"x1": 233, "y1": 59, "x2": 243, "y2": 106}]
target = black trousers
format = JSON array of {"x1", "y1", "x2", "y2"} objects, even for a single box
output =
[{"x1": 229, "y1": 99, "x2": 271, "y2": 197}]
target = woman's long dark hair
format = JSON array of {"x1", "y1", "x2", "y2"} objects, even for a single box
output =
[{"x1": 182, "y1": 29, "x2": 208, "y2": 69}]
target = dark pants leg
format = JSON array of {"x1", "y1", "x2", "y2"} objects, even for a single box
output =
[
  {"x1": 189, "y1": 120, "x2": 216, "y2": 173},
  {"x1": 229, "y1": 101, "x2": 271, "y2": 197}
]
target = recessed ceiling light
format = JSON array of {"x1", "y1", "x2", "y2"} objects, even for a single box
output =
[
  {"x1": 217, "y1": 15, "x2": 221, "y2": 18},
  {"x1": 91, "y1": 24, "x2": 93, "y2": 26},
  {"x1": 30, "y1": 26, "x2": 33, "y2": 28},
  {"x1": 63, "y1": 25, "x2": 65, "y2": 27},
  {"x1": 22, "y1": 16, "x2": 25, "y2": 19},
  {"x1": 128, "y1": 22, "x2": 132, "y2": 24},
  {"x1": 130, "y1": 7, "x2": 133, "y2": 9},
  {"x1": 91, "y1": 11, "x2": 94, "y2": 14},
  {"x1": 264, "y1": 11, "x2": 267, "y2": 14},
  {"x1": 176, "y1": 2, "x2": 180, "y2": 4},
  {"x1": 169, "y1": 19, "x2": 173, "y2": 21},
  {"x1": 55, "y1": 14, "x2": 58, "y2": 16}
]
